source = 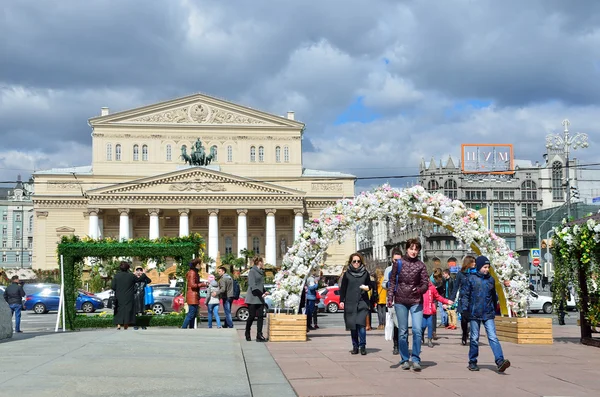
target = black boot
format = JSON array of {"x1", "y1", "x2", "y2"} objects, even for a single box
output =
[
  {"x1": 360, "y1": 346, "x2": 367, "y2": 355},
  {"x1": 350, "y1": 347, "x2": 359, "y2": 355},
  {"x1": 462, "y1": 333, "x2": 467, "y2": 346},
  {"x1": 256, "y1": 333, "x2": 267, "y2": 342},
  {"x1": 245, "y1": 331, "x2": 251, "y2": 341},
  {"x1": 393, "y1": 341, "x2": 399, "y2": 355}
]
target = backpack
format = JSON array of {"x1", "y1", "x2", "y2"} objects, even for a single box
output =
[{"x1": 232, "y1": 279, "x2": 241, "y2": 300}]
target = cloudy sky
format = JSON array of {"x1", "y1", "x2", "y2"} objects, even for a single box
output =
[{"x1": 1, "y1": 0, "x2": 600, "y2": 192}]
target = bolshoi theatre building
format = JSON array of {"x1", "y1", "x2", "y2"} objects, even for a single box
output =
[{"x1": 32, "y1": 93, "x2": 355, "y2": 275}]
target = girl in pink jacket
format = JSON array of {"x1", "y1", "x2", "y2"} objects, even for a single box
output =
[{"x1": 422, "y1": 281, "x2": 453, "y2": 348}]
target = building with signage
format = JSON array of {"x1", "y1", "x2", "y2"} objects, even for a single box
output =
[
  {"x1": 0, "y1": 176, "x2": 35, "y2": 268},
  {"x1": 357, "y1": 143, "x2": 576, "y2": 273},
  {"x1": 31, "y1": 93, "x2": 356, "y2": 273}
]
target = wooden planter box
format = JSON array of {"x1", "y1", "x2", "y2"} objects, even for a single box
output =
[
  {"x1": 268, "y1": 313, "x2": 307, "y2": 342},
  {"x1": 495, "y1": 317, "x2": 553, "y2": 344}
]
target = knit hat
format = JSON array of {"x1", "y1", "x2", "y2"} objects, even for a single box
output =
[{"x1": 475, "y1": 256, "x2": 490, "y2": 272}]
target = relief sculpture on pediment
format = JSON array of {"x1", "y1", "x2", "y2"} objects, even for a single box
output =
[
  {"x1": 130, "y1": 103, "x2": 268, "y2": 125},
  {"x1": 169, "y1": 178, "x2": 227, "y2": 192}
]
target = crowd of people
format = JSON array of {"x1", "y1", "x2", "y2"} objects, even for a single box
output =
[{"x1": 327, "y1": 239, "x2": 511, "y2": 373}]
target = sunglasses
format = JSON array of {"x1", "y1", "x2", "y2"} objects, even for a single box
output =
[{"x1": 351, "y1": 260, "x2": 361, "y2": 264}]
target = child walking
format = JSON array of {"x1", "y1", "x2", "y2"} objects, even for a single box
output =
[
  {"x1": 422, "y1": 281, "x2": 453, "y2": 347},
  {"x1": 460, "y1": 256, "x2": 510, "y2": 372},
  {"x1": 207, "y1": 280, "x2": 222, "y2": 329}
]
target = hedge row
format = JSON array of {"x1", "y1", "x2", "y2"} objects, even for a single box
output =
[{"x1": 73, "y1": 313, "x2": 187, "y2": 329}]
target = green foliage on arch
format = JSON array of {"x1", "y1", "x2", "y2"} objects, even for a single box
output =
[{"x1": 56, "y1": 234, "x2": 205, "y2": 330}]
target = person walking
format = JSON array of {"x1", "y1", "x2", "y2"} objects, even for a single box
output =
[
  {"x1": 207, "y1": 280, "x2": 222, "y2": 329},
  {"x1": 451, "y1": 255, "x2": 476, "y2": 345},
  {"x1": 217, "y1": 266, "x2": 235, "y2": 328},
  {"x1": 182, "y1": 259, "x2": 203, "y2": 329},
  {"x1": 305, "y1": 271, "x2": 319, "y2": 331},
  {"x1": 133, "y1": 266, "x2": 151, "y2": 330},
  {"x1": 430, "y1": 267, "x2": 443, "y2": 340},
  {"x1": 340, "y1": 252, "x2": 371, "y2": 355},
  {"x1": 387, "y1": 239, "x2": 429, "y2": 371},
  {"x1": 460, "y1": 256, "x2": 511, "y2": 373},
  {"x1": 383, "y1": 248, "x2": 403, "y2": 355},
  {"x1": 111, "y1": 261, "x2": 136, "y2": 330},
  {"x1": 440, "y1": 269, "x2": 454, "y2": 329},
  {"x1": 245, "y1": 257, "x2": 268, "y2": 342},
  {"x1": 422, "y1": 281, "x2": 453, "y2": 348},
  {"x1": 375, "y1": 268, "x2": 387, "y2": 330},
  {"x1": 4, "y1": 275, "x2": 25, "y2": 333}
]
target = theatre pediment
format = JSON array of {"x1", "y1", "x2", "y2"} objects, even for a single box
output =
[
  {"x1": 87, "y1": 168, "x2": 305, "y2": 197},
  {"x1": 89, "y1": 93, "x2": 304, "y2": 128}
]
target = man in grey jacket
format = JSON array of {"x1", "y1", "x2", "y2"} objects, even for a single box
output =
[
  {"x1": 245, "y1": 257, "x2": 269, "y2": 342},
  {"x1": 217, "y1": 266, "x2": 235, "y2": 328}
]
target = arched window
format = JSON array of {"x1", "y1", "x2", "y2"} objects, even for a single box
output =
[
  {"x1": 227, "y1": 145, "x2": 233, "y2": 162},
  {"x1": 142, "y1": 145, "x2": 148, "y2": 161},
  {"x1": 225, "y1": 236, "x2": 233, "y2": 254},
  {"x1": 115, "y1": 144, "x2": 122, "y2": 161},
  {"x1": 211, "y1": 145, "x2": 218, "y2": 162},
  {"x1": 552, "y1": 161, "x2": 563, "y2": 201},
  {"x1": 427, "y1": 180, "x2": 439, "y2": 191},
  {"x1": 275, "y1": 146, "x2": 281, "y2": 163},
  {"x1": 166, "y1": 144, "x2": 172, "y2": 161},
  {"x1": 521, "y1": 180, "x2": 537, "y2": 201},
  {"x1": 106, "y1": 144, "x2": 112, "y2": 161},
  {"x1": 443, "y1": 179, "x2": 457, "y2": 199},
  {"x1": 250, "y1": 146, "x2": 256, "y2": 162},
  {"x1": 133, "y1": 144, "x2": 139, "y2": 161},
  {"x1": 252, "y1": 236, "x2": 260, "y2": 254},
  {"x1": 258, "y1": 146, "x2": 264, "y2": 162},
  {"x1": 283, "y1": 146, "x2": 289, "y2": 162}
]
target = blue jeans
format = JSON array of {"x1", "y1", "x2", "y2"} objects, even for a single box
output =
[
  {"x1": 438, "y1": 302, "x2": 448, "y2": 326},
  {"x1": 9, "y1": 304, "x2": 22, "y2": 332},
  {"x1": 182, "y1": 304, "x2": 198, "y2": 329},
  {"x1": 223, "y1": 298, "x2": 234, "y2": 328},
  {"x1": 207, "y1": 304, "x2": 221, "y2": 328},
  {"x1": 395, "y1": 303, "x2": 424, "y2": 363},
  {"x1": 469, "y1": 319, "x2": 505, "y2": 365},
  {"x1": 422, "y1": 314, "x2": 433, "y2": 339},
  {"x1": 350, "y1": 325, "x2": 367, "y2": 348},
  {"x1": 306, "y1": 299, "x2": 316, "y2": 327}
]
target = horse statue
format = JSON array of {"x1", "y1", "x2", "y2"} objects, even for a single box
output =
[{"x1": 181, "y1": 138, "x2": 213, "y2": 166}]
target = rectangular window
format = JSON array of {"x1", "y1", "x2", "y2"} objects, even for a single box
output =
[
  {"x1": 523, "y1": 236, "x2": 537, "y2": 249},
  {"x1": 1, "y1": 254, "x2": 6, "y2": 262},
  {"x1": 493, "y1": 219, "x2": 516, "y2": 234},
  {"x1": 15, "y1": 213, "x2": 21, "y2": 221},
  {"x1": 445, "y1": 240, "x2": 451, "y2": 249},
  {"x1": 465, "y1": 190, "x2": 487, "y2": 200},
  {"x1": 227, "y1": 146, "x2": 233, "y2": 162},
  {"x1": 166, "y1": 144, "x2": 172, "y2": 161},
  {"x1": 504, "y1": 237, "x2": 516, "y2": 251},
  {"x1": 15, "y1": 240, "x2": 20, "y2": 248},
  {"x1": 493, "y1": 203, "x2": 514, "y2": 218},
  {"x1": 2, "y1": 240, "x2": 6, "y2": 248},
  {"x1": 28, "y1": 237, "x2": 33, "y2": 248},
  {"x1": 2, "y1": 213, "x2": 6, "y2": 221},
  {"x1": 522, "y1": 219, "x2": 536, "y2": 233},
  {"x1": 29, "y1": 253, "x2": 32, "y2": 263},
  {"x1": 521, "y1": 204, "x2": 537, "y2": 218},
  {"x1": 493, "y1": 190, "x2": 515, "y2": 200},
  {"x1": 15, "y1": 253, "x2": 20, "y2": 263},
  {"x1": 2, "y1": 226, "x2": 6, "y2": 236}
]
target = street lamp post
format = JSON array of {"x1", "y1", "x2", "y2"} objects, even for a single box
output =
[{"x1": 545, "y1": 119, "x2": 589, "y2": 220}]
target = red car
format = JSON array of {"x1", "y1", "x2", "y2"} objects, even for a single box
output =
[
  {"x1": 321, "y1": 286, "x2": 344, "y2": 313},
  {"x1": 172, "y1": 288, "x2": 250, "y2": 321}
]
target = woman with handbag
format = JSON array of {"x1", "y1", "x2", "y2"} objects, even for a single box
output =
[
  {"x1": 340, "y1": 252, "x2": 371, "y2": 355},
  {"x1": 182, "y1": 259, "x2": 203, "y2": 329}
]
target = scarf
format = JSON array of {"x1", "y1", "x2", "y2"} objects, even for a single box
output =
[{"x1": 346, "y1": 263, "x2": 367, "y2": 278}]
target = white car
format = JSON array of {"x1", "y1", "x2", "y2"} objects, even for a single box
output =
[
  {"x1": 95, "y1": 289, "x2": 114, "y2": 307},
  {"x1": 528, "y1": 291, "x2": 577, "y2": 314}
]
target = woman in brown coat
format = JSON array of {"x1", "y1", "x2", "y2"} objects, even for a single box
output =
[{"x1": 182, "y1": 259, "x2": 202, "y2": 329}]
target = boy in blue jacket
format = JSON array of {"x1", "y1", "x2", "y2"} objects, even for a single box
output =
[{"x1": 460, "y1": 256, "x2": 511, "y2": 372}]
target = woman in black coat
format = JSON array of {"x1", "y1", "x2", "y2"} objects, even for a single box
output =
[
  {"x1": 340, "y1": 252, "x2": 371, "y2": 356},
  {"x1": 133, "y1": 266, "x2": 152, "y2": 330},
  {"x1": 111, "y1": 261, "x2": 137, "y2": 330}
]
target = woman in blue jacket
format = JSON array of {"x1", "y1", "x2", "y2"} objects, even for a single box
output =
[{"x1": 451, "y1": 255, "x2": 475, "y2": 345}]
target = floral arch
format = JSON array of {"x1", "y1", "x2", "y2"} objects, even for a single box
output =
[{"x1": 272, "y1": 184, "x2": 530, "y2": 317}]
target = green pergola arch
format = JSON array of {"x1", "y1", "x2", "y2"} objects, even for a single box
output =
[{"x1": 57, "y1": 234, "x2": 205, "y2": 330}]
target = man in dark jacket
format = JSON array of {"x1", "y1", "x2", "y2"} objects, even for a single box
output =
[
  {"x1": 4, "y1": 275, "x2": 25, "y2": 333},
  {"x1": 217, "y1": 266, "x2": 235, "y2": 328},
  {"x1": 460, "y1": 256, "x2": 510, "y2": 373}
]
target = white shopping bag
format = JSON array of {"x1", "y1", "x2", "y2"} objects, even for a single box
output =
[
  {"x1": 384, "y1": 311, "x2": 395, "y2": 341},
  {"x1": 388, "y1": 306, "x2": 398, "y2": 328}
]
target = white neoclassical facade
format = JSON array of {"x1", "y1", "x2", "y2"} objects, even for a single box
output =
[{"x1": 32, "y1": 93, "x2": 356, "y2": 272}]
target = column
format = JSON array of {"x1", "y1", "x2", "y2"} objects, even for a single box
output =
[
  {"x1": 98, "y1": 218, "x2": 104, "y2": 239},
  {"x1": 237, "y1": 209, "x2": 248, "y2": 258},
  {"x1": 129, "y1": 214, "x2": 134, "y2": 239},
  {"x1": 178, "y1": 209, "x2": 190, "y2": 237},
  {"x1": 88, "y1": 208, "x2": 99, "y2": 239},
  {"x1": 208, "y1": 209, "x2": 219, "y2": 262},
  {"x1": 265, "y1": 209, "x2": 276, "y2": 266},
  {"x1": 118, "y1": 208, "x2": 130, "y2": 241},
  {"x1": 148, "y1": 208, "x2": 160, "y2": 240},
  {"x1": 293, "y1": 208, "x2": 304, "y2": 241}
]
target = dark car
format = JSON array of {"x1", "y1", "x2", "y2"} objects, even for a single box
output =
[{"x1": 24, "y1": 287, "x2": 104, "y2": 314}]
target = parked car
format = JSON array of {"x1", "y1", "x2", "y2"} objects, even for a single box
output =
[
  {"x1": 151, "y1": 286, "x2": 181, "y2": 315},
  {"x1": 172, "y1": 288, "x2": 250, "y2": 320},
  {"x1": 322, "y1": 286, "x2": 344, "y2": 313},
  {"x1": 528, "y1": 291, "x2": 577, "y2": 314},
  {"x1": 317, "y1": 288, "x2": 327, "y2": 312},
  {"x1": 95, "y1": 289, "x2": 114, "y2": 307},
  {"x1": 24, "y1": 288, "x2": 104, "y2": 314}
]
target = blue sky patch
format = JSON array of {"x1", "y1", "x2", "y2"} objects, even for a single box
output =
[
  {"x1": 444, "y1": 98, "x2": 492, "y2": 118},
  {"x1": 334, "y1": 96, "x2": 381, "y2": 125}
]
